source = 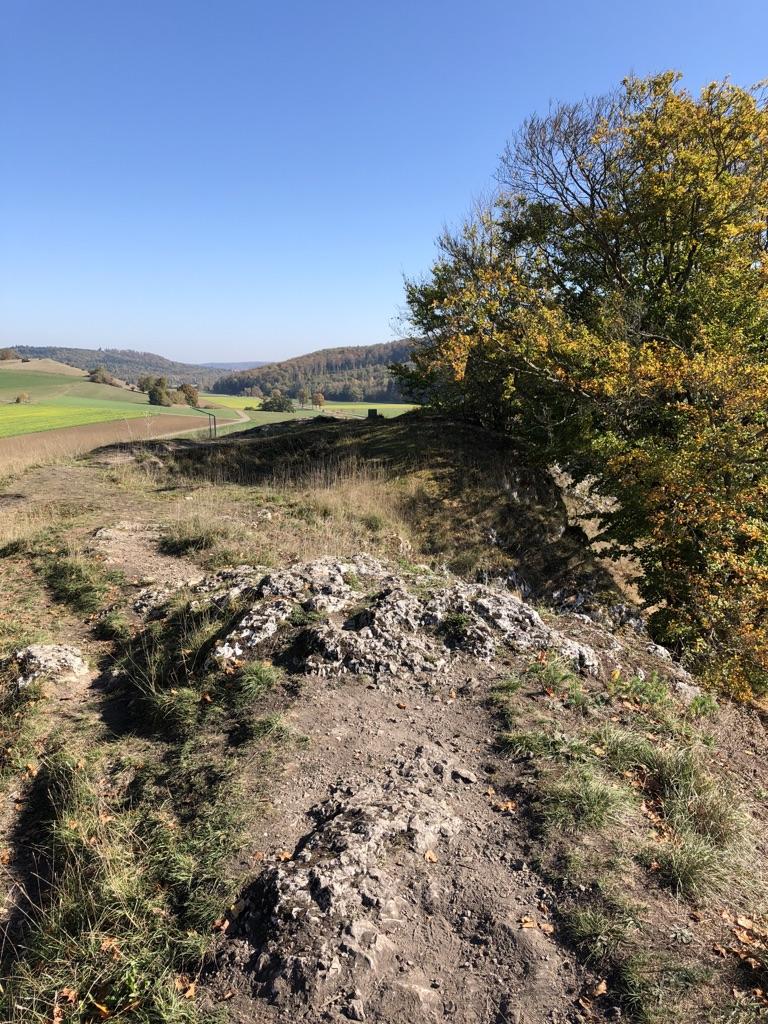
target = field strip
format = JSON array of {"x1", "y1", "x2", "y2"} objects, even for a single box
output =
[{"x1": 0, "y1": 413, "x2": 210, "y2": 474}]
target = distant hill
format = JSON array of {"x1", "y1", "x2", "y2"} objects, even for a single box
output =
[
  {"x1": 15, "y1": 346, "x2": 224, "y2": 388},
  {"x1": 199, "y1": 361, "x2": 268, "y2": 370},
  {"x1": 211, "y1": 340, "x2": 413, "y2": 401}
]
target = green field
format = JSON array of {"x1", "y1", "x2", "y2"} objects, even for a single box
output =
[
  {"x1": 201, "y1": 395, "x2": 417, "y2": 419},
  {"x1": 0, "y1": 366, "x2": 241, "y2": 438},
  {"x1": 0, "y1": 363, "x2": 415, "y2": 440}
]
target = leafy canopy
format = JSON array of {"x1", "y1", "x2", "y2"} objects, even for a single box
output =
[{"x1": 396, "y1": 72, "x2": 768, "y2": 697}]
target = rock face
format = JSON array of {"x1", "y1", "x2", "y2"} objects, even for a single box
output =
[
  {"x1": 183, "y1": 555, "x2": 699, "y2": 1022},
  {"x1": 6, "y1": 644, "x2": 89, "y2": 689},
  {"x1": 186, "y1": 555, "x2": 607, "y2": 679},
  {"x1": 137, "y1": 554, "x2": 695, "y2": 693}
]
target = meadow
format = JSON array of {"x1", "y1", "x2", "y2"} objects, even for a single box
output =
[
  {"x1": 0, "y1": 365, "x2": 239, "y2": 438},
  {"x1": 0, "y1": 364, "x2": 416, "y2": 440},
  {"x1": 202, "y1": 394, "x2": 417, "y2": 419}
]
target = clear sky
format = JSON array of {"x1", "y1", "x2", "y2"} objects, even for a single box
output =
[{"x1": 1, "y1": 0, "x2": 766, "y2": 363}]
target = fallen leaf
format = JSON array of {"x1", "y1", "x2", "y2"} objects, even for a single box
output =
[
  {"x1": 539, "y1": 922, "x2": 555, "y2": 935},
  {"x1": 100, "y1": 937, "x2": 121, "y2": 958},
  {"x1": 92, "y1": 1002, "x2": 111, "y2": 1019},
  {"x1": 520, "y1": 915, "x2": 536, "y2": 928},
  {"x1": 183, "y1": 981, "x2": 197, "y2": 1000},
  {"x1": 592, "y1": 979, "x2": 608, "y2": 996},
  {"x1": 277, "y1": 850, "x2": 291, "y2": 862},
  {"x1": 491, "y1": 799, "x2": 518, "y2": 813},
  {"x1": 396, "y1": 702, "x2": 407, "y2": 709},
  {"x1": 424, "y1": 849, "x2": 438, "y2": 863},
  {"x1": 0, "y1": 850, "x2": 10, "y2": 865},
  {"x1": 60, "y1": 987, "x2": 77, "y2": 1003}
]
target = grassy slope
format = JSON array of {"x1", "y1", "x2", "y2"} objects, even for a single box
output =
[
  {"x1": 0, "y1": 366, "x2": 240, "y2": 438},
  {"x1": 1, "y1": 417, "x2": 767, "y2": 1023}
]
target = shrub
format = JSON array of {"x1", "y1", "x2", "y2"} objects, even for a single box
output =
[
  {"x1": 87, "y1": 364, "x2": 114, "y2": 385},
  {"x1": 261, "y1": 390, "x2": 294, "y2": 413}
]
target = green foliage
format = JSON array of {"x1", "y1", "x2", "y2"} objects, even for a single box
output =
[
  {"x1": 87, "y1": 364, "x2": 115, "y2": 385},
  {"x1": 147, "y1": 376, "x2": 172, "y2": 407},
  {"x1": 261, "y1": 390, "x2": 294, "y2": 413},
  {"x1": 399, "y1": 72, "x2": 768, "y2": 697},
  {"x1": 172, "y1": 383, "x2": 200, "y2": 407}
]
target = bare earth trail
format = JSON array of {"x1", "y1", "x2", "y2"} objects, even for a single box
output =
[
  {"x1": 3, "y1": 427, "x2": 767, "y2": 1024},
  {"x1": 208, "y1": 664, "x2": 580, "y2": 1024}
]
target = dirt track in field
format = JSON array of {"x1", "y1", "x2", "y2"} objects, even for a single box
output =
[{"x1": 0, "y1": 413, "x2": 211, "y2": 473}]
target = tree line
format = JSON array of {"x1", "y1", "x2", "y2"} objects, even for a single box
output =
[
  {"x1": 211, "y1": 340, "x2": 412, "y2": 400},
  {"x1": 394, "y1": 72, "x2": 768, "y2": 698}
]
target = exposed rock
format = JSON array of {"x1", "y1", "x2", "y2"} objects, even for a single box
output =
[
  {"x1": 224, "y1": 747, "x2": 462, "y2": 1018},
  {"x1": 6, "y1": 644, "x2": 89, "y2": 689},
  {"x1": 199, "y1": 556, "x2": 603, "y2": 679}
]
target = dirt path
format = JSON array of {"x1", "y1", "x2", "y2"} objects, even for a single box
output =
[{"x1": 208, "y1": 665, "x2": 578, "y2": 1024}]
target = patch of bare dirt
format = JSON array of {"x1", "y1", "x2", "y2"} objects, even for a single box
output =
[{"x1": 89, "y1": 520, "x2": 204, "y2": 588}]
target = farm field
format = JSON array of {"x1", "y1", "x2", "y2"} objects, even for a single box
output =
[
  {"x1": 0, "y1": 362, "x2": 240, "y2": 438},
  {"x1": 201, "y1": 394, "x2": 417, "y2": 419}
]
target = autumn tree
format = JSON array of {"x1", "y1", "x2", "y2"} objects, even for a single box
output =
[
  {"x1": 312, "y1": 391, "x2": 325, "y2": 408},
  {"x1": 397, "y1": 73, "x2": 768, "y2": 696},
  {"x1": 261, "y1": 389, "x2": 294, "y2": 412},
  {"x1": 297, "y1": 386, "x2": 309, "y2": 408}
]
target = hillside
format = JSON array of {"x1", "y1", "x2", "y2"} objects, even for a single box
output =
[
  {"x1": 1, "y1": 415, "x2": 767, "y2": 1024},
  {"x1": 211, "y1": 339, "x2": 413, "y2": 400},
  {"x1": 14, "y1": 346, "x2": 225, "y2": 388}
]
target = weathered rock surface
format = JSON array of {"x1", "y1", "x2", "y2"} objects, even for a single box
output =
[
  {"x1": 138, "y1": 555, "x2": 696, "y2": 691},
  {"x1": 5, "y1": 644, "x2": 89, "y2": 689},
  {"x1": 213, "y1": 744, "x2": 579, "y2": 1024}
]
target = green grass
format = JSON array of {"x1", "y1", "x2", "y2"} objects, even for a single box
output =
[
  {"x1": 39, "y1": 551, "x2": 121, "y2": 615},
  {"x1": 200, "y1": 394, "x2": 418, "y2": 419},
  {"x1": 0, "y1": 367, "x2": 241, "y2": 438},
  {"x1": 538, "y1": 766, "x2": 628, "y2": 832}
]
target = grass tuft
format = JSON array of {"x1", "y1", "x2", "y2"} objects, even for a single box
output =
[{"x1": 538, "y1": 766, "x2": 628, "y2": 833}]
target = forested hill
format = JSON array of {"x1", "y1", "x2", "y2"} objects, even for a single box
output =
[
  {"x1": 211, "y1": 339, "x2": 413, "y2": 401},
  {"x1": 14, "y1": 346, "x2": 225, "y2": 388}
]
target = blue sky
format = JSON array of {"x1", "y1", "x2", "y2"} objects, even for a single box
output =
[{"x1": 1, "y1": 0, "x2": 766, "y2": 363}]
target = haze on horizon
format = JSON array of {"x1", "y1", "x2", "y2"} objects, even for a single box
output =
[{"x1": 1, "y1": 0, "x2": 766, "y2": 365}]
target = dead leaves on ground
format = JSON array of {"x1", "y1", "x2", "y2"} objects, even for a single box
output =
[
  {"x1": 485, "y1": 785, "x2": 517, "y2": 814},
  {"x1": 519, "y1": 914, "x2": 555, "y2": 935},
  {"x1": 713, "y1": 911, "x2": 768, "y2": 996}
]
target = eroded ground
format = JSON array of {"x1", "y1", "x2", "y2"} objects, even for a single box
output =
[{"x1": 1, "y1": 416, "x2": 767, "y2": 1024}]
